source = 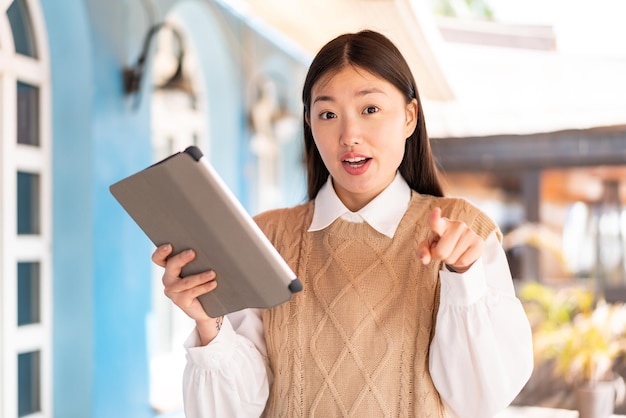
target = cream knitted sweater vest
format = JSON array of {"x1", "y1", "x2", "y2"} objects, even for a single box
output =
[{"x1": 254, "y1": 192, "x2": 498, "y2": 418}]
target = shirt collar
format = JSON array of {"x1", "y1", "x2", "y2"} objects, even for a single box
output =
[{"x1": 308, "y1": 172, "x2": 411, "y2": 238}]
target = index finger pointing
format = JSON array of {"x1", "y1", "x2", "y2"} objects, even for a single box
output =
[{"x1": 429, "y1": 207, "x2": 447, "y2": 237}]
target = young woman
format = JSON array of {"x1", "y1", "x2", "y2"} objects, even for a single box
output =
[{"x1": 153, "y1": 30, "x2": 533, "y2": 418}]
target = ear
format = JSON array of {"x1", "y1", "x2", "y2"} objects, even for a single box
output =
[{"x1": 404, "y1": 99, "x2": 418, "y2": 138}]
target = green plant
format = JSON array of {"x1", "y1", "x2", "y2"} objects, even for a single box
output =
[
  {"x1": 547, "y1": 302, "x2": 626, "y2": 384},
  {"x1": 519, "y1": 281, "x2": 593, "y2": 330},
  {"x1": 520, "y1": 282, "x2": 626, "y2": 385}
]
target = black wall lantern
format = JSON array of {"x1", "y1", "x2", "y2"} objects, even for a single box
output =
[{"x1": 123, "y1": 23, "x2": 194, "y2": 105}]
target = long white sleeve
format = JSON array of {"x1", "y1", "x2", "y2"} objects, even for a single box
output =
[
  {"x1": 182, "y1": 309, "x2": 269, "y2": 418},
  {"x1": 181, "y1": 232, "x2": 533, "y2": 418},
  {"x1": 430, "y1": 232, "x2": 534, "y2": 418}
]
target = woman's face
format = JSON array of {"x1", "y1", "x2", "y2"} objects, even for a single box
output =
[{"x1": 308, "y1": 65, "x2": 418, "y2": 211}]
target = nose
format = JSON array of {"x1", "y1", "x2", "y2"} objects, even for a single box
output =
[{"x1": 339, "y1": 116, "x2": 362, "y2": 146}]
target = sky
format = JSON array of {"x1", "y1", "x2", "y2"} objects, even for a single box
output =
[
  {"x1": 489, "y1": 0, "x2": 626, "y2": 57},
  {"x1": 423, "y1": 0, "x2": 626, "y2": 137}
]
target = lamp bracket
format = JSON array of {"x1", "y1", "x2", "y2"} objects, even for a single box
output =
[{"x1": 123, "y1": 22, "x2": 184, "y2": 96}]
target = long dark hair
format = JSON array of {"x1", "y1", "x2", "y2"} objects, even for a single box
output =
[{"x1": 301, "y1": 30, "x2": 444, "y2": 201}]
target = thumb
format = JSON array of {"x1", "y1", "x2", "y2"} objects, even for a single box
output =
[
  {"x1": 418, "y1": 239, "x2": 432, "y2": 264},
  {"x1": 429, "y1": 207, "x2": 446, "y2": 238}
]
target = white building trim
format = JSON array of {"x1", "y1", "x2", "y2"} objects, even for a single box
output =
[{"x1": 0, "y1": 0, "x2": 52, "y2": 417}]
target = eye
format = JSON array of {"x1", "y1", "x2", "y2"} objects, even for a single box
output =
[
  {"x1": 363, "y1": 106, "x2": 379, "y2": 115},
  {"x1": 319, "y1": 111, "x2": 337, "y2": 120}
]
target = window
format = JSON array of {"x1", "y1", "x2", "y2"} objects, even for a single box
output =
[
  {"x1": 18, "y1": 351, "x2": 41, "y2": 416},
  {"x1": 17, "y1": 171, "x2": 41, "y2": 235},
  {"x1": 17, "y1": 81, "x2": 40, "y2": 146},
  {"x1": 7, "y1": 0, "x2": 37, "y2": 58},
  {"x1": 18, "y1": 262, "x2": 41, "y2": 326},
  {"x1": 1, "y1": 1, "x2": 51, "y2": 417}
]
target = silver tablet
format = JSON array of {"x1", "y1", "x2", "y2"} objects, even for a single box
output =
[{"x1": 110, "y1": 146, "x2": 302, "y2": 317}]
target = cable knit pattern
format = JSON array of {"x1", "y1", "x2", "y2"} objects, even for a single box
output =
[{"x1": 254, "y1": 192, "x2": 498, "y2": 418}]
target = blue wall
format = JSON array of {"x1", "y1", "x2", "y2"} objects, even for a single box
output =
[
  {"x1": 88, "y1": 0, "x2": 154, "y2": 415},
  {"x1": 43, "y1": 0, "x2": 307, "y2": 416},
  {"x1": 44, "y1": 1, "x2": 250, "y2": 416},
  {"x1": 45, "y1": 0, "x2": 155, "y2": 415},
  {"x1": 43, "y1": 0, "x2": 95, "y2": 416}
]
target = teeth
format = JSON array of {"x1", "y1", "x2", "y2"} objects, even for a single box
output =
[{"x1": 344, "y1": 157, "x2": 366, "y2": 163}]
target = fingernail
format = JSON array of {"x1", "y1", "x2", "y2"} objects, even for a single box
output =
[{"x1": 161, "y1": 244, "x2": 171, "y2": 252}]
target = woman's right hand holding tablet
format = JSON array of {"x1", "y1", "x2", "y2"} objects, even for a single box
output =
[{"x1": 152, "y1": 244, "x2": 222, "y2": 345}]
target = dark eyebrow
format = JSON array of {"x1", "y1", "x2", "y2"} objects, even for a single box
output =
[
  {"x1": 358, "y1": 88, "x2": 385, "y2": 96},
  {"x1": 312, "y1": 88, "x2": 385, "y2": 105},
  {"x1": 312, "y1": 95, "x2": 333, "y2": 105}
]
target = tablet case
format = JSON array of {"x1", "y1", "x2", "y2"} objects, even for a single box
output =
[{"x1": 109, "y1": 146, "x2": 302, "y2": 317}]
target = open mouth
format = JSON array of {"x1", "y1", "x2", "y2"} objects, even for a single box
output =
[{"x1": 343, "y1": 157, "x2": 371, "y2": 167}]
